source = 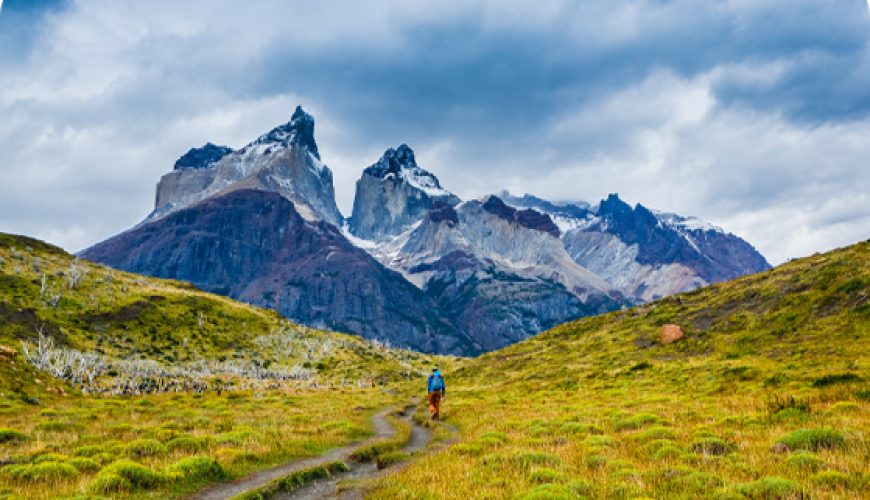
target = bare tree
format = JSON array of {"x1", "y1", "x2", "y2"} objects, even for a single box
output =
[{"x1": 67, "y1": 259, "x2": 86, "y2": 290}]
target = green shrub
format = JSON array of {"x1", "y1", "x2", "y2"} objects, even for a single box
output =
[
  {"x1": 0, "y1": 428, "x2": 26, "y2": 444},
  {"x1": 811, "y1": 470, "x2": 850, "y2": 489},
  {"x1": 374, "y1": 451, "x2": 408, "y2": 468},
  {"x1": 165, "y1": 456, "x2": 225, "y2": 481},
  {"x1": 514, "y1": 451, "x2": 561, "y2": 468},
  {"x1": 35, "y1": 420, "x2": 79, "y2": 432},
  {"x1": 233, "y1": 461, "x2": 349, "y2": 500},
  {"x1": 653, "y1": 445, "x2": 683, "y2": 460},
  {"x1": 322, "y1": 420, "x2": 368, "y2": 440},
  {"x1": 775, "y1": 428, "x2": 845, "y2": 451},
  {"x1": 215, "y1": 430, "x2": 259, "y2": 445},
  {"x1": 691, "y1": 437, "x2": 734, "y2": 456},
  {"x1": 5, "y1": 462, "x2": 79, "y2": 483},
  {"x1": 812, "y1": 373, "x2": 861, "y2": 387},
  {"x1": 453, "y1": 444, "x2": 483, "y2": 456},
  {"x1": 1, "y1": 464, "x2": 32, "y2": 481},
  {"x1": 108, "y1": 423, "x2": 135, "y2": 436},
  {"x1": 67, "y1": 457, "x2": 101, "y2": 473},
  {"x1": 478, "y1": 431, "x2": 508, "y2": 443},
  {"x1": 529, "y1": 467, "x2": 564, "y2": 484},
  {"x1": 94, "y1": 460, "x2": 162, "y2": 490},
  {"x1": 766, "y1": 395, "x2": 810, "y2": 416},
  {"x1": 125, "y1": 438, "x2": 167, "y2": 458},
  {"x1": 73, "y1": 445, "x2": 104, "y2": 457},
  {"x1": 166, "y1": 435, "x2": 209, "y2": 452},
  {"x1": 668, "y1": 472, "x2": 724, "y2": 492},
  {"x1": 828, "y1": 402, "x2": 860, "y2": 414},
  {"x1": 636, "y1": 426, "x2": 676, "y2": 441},
  {"x1": 785, "y1": 451, "x2": 825, "y2": 471},
  {"x1": 770, "y1": 407, "x2": 810, "y2": 422},
  {"x1": 584, "y1": 435, "x2": 615, "y2": 447},
  {"x1": 517, "y1": 484, "x2": 576, "y2": 500},
  {"x1": 585, "y1": 454, "x2": 606, "y2": 468},
  {"x1": 32, "y1": 453, "x2": 67, "y2": 464},
  {"x1": 91, "y1": 473, "x2": 131, "y2": 494},
  {"x1": 733, "y1": 477, "x2": 804, "y2": 499},
  {"x1": 614, "y1": 412, "x2": 661, "y2": 430}
]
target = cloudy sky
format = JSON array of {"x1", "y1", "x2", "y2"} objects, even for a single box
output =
[{"x1": 0, "y1": 0, "x2": 868, "y2": 264}]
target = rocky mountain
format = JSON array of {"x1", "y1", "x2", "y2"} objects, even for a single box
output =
[
  {"x1": 151, "y1": 106, "x2": 342, "y2": 226},
  {"x1": 499, "y1": 192, "x2": 771, "y2": 301},
  {"x1": 82, "y1": 105, "x2": 770, "y2": 355},
  {"x1": 348, "y1": 144, "x2": 460, "y2": 241},
  {"x1": 82, "y1": 189, "x2": 477, "y2": 354},
  {"x1": 350, "y1": 192, "x2": 624, "y2": 350}
]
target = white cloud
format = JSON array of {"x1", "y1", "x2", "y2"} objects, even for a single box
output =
[{"x1": 0, "y1": 0, "x2": 867, "y2": 266}]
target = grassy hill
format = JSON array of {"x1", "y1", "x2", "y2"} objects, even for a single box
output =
[
  {"x1": 372, "y1": 240, "x2": 870, "y2": 499},
  {"x1": 0, "y1": 233, "x2": 446, "y2": 498},
  {"x1": 1, "y1": 233, "x2": 867, "y2": 499}
]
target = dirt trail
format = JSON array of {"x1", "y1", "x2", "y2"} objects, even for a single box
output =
[
  {"x1": 279, "y1": 406, "x2": 459, "y2": 500},
  {"x1": 188, "y1": 408, "x2": 395, "y2": 500}
]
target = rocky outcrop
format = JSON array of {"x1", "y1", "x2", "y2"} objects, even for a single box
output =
[
  {"x1": 500, "y1": 191, "x2": 771, "y2": 301},
  {"x1": 152, "y1": 106, "x2": 343, "y2": 227},
  {"x1": 173, "y1": 143, "x2": 234, "y2": 170},
  {"x1": 348, "y1": 145, "x2": 460, "y2": 241},
  {"x1": 357, "y1": 194, "x2": 626, "y2": 350},
  {"x1": 82, "y1": 189, "x2": 478, "y2": 355}
]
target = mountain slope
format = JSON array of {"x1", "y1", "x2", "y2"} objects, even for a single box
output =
[
  {"x1": 1, "y1": 231, "x2": 443, "y2": 402},
  {"x1": 81, "y1": 190, "x2": 478, "y2": 355},
  {"x1": 84, "y1": 107, "x2": 771, "y2": 355},
  {"x1": 0, "y1": 232, "x2": 451, "y2": 499},
  {"x1": 501, "y1": 191, "x2": 771, "y2": 301},
  {"x1": 374, "y1": 240, "x2": 869, "y2": 499}
]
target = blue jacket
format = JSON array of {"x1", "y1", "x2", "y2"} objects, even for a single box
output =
[{"x1": 427, "y1": 371, "x2": 446, "y2": 394}]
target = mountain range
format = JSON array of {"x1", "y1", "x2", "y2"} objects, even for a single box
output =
[{"x1": 81, "y1": 106, "x2": 770, "y2": 354}]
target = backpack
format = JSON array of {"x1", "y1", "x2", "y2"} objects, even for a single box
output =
[{"x1": 431, "y1": 373, "x2": 444, "y2": 391}]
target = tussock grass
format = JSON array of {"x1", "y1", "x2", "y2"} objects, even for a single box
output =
[
  {"x1": 369, "y1": 241, "x2": 870, "y2": 499},
  {"x1": 350, "y1": 414, "x2": 413, "y2": 463},
  {"x1": 231, "y1": 460, "x2": 350, "y2": 500},
  {"x1": 0, "y1": 233, "x2": 440, "y2": 497}
]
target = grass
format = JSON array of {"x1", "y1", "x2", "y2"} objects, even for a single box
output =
[
  {"x1": 350, "y1": 413, "x2": 413, "y2": 463},
  {"x1": 0, "y1": 233, "x2": 447, "y2": 498},
  {"x1": 231, "y1": 461, "x2": 350, "y2": 500},
  {"x1": 1, "y1": 234, "x2": 868, "y2": 498},
  {"x1": 368, "y1": 240, "x2": 870, "y2": 499}
]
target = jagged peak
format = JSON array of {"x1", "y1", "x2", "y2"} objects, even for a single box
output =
[
  {"x1": 362, "y1": 144, "x2": 452, "y2": 198},
  {"x1": 249, "y1": 105, "x2": 320, "y2": 159},
  {"x1": 173, "y1": 142, "x2": 234, "y2": 170}
]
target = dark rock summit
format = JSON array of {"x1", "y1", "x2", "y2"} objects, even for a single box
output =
[
  {"x1": 173, "y1": 143, "x2": 233, "y2": 170},
  {"x1": 482, "y1": 195, "x2": 560, "y2": 237},
  {"x1": 252, "y1": 105, "x2": 321, "y2": 159}
]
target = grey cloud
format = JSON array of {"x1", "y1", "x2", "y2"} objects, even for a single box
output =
[{"x1": 0, "y1": 0, "x2": 868, "y2": 264}]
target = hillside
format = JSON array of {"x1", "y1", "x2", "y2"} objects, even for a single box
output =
[
  {"x1": 0, "y1": 232, "x2": 445, "y2": 498},
  {"x1": 83, "y1": 107, "x2": 768, "y2": 355},
  {"x1": 372, "y1": 240, "x2": 869, "y2": 499}
]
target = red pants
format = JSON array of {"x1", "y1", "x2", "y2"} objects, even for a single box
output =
[{"x1": 428, "y1": 391, "x2": 442, "y2": 420}]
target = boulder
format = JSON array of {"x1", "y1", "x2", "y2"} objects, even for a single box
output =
[{"x1": 660, "y1": 324, "x2": 684, "y2": 344}]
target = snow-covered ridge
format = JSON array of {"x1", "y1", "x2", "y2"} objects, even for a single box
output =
[{"x1": 653, "y1": 210, "x2": 725, "y2": 234}]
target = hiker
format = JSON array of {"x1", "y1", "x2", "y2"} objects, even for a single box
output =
[{"x1": 427, "y1": 368, "x2": 446, "y2": 420}]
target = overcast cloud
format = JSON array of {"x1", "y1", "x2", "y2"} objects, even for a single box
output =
[{"x1": 0, "y1": 0, "x2": 868, "y2": 264}]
